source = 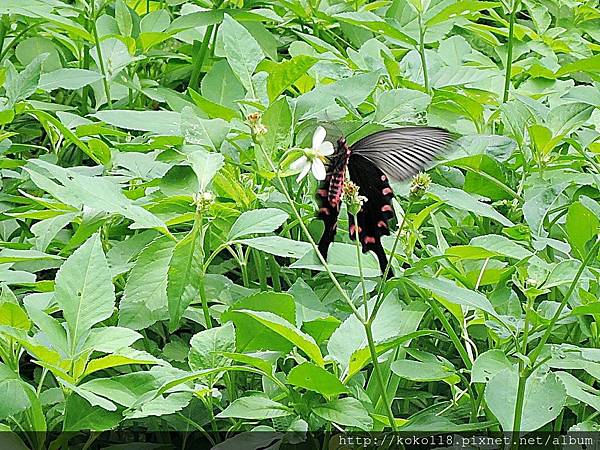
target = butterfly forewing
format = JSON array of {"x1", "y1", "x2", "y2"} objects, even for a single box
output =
[{"x1": 350, "y1": 127, "x2": 453, "y2": 181}]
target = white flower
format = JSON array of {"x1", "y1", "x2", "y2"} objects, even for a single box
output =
[{"x1": 290, "y1": 126, "x2": 334, "y2": 182}]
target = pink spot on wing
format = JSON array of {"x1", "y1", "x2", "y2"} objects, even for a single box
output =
[
  {"x1": 382, "y1": 187, "x2": 393, "y2": 195},
  {"x1": 377, "y1": 220, "x2": 387, "y2": 228},
  {"x1": 317, "y1": 189, "x2": 328, "y2": 196},
  {"x1": 381, "y1": 175, "x2": 387, "y2": 181},
  {"x1": 349, "y1": 224, "x2": 356, "y2": 235},
  {"x1": 364, "y1": 236, "x2": 376, "y2": 244},
  {"x1": 319, "y1": 208, "x2": 330, "y2": 215},
  {"x1": 381, "y1": 205, "x2": 392, "y2": 212}
]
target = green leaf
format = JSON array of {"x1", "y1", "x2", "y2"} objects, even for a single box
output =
[
  {"x1": 54, "y1": 234, "x2": 115, "y2": 355},
  {"x1": 83, "y1": 326, "x2": 142, "y2": 353},
  {"x1": 189, "y1": 322, "x2": 236, "y2": 371},
  {"x1": 566, "y1": 200, "x2": 599, "y2": 259},
  {"x1": 328, "y1": 296, "x2": 425, "y2": 376},
  {"x1": 0, "y1": 303, "x2": 30, "y2": 330},
  {"x1": 180, "y1": 107, "x2": 231, "y2": 151},
  {"x1": 90, "y1": 38, "x2": 135, "y2": 81},
  {"x1": 471, "y1": 349, "x2": 512, "y2": 383},
  {"x1": 63, "y1": 394, "x2": 121, "y2": 431},
  {"x1": 84, "y1": 348, "x2": 165, "y2": 376},
  {"x1": 556, "y1": 54, "x2": 600, "y2": 77},
  {"x1": 485, "y1": 367, "x2": 566, "y2": 431},
  {"x1": 235, "y1": 309, "x2": 324, "y2": 366},
  {"x1": 287, "y1": 362, "x2": 348, "y2": 397},
  {"x1": 469, "y1": 234, "x2": 533, "y2": 260},
  {"x1": 555, "y1": 371, "x2": 600, "y2": 412},
  {"x1": 428, "y1": 184, "x2": 514, "y2": 227},
  {"x1": 236, "y1": 237, "x2": 311, "y2": 259},
  {"x1": 0, "y1": 364, "x2": 30, "y2": 420},
  {"x1": 313, "y1": 397, "x2": 372, "y2": 430},
  {"x1": 227, "y1": 208, "x2": 289, "y2": 241},
  {"x1": 262, "y1": 97, "x2": 292, "y2": 152},
  {"x1": 115, "y1": 0, "x2": 133, "y2": 36},
  {"x1": 186, "y1": 146, "x2": 225, "y2": 191},
  {"x1": 93, "y1": 110, "x2": 181, "y2": 135},
  {"x1": 266, "y1": 55, "x2": 318, "y2": 102},
  {"x1": 201, "y1": 60, "x2": 245, "y2": 109},
  {"x1": 220, "y1": 14, "x2": 264, "y2": 94},
  {"x1": 391, "y1": 356, "x2": 457, "y2": 383},
  {"x1": 427, "y1": 1, "x2": 500, "y2": 26},
  {"x1": 546, "y1": 103, "x2": 594, "y2": 138},
  {"x1": 0, "y1": 249, "x2": 62, "y2": 264},
  {"x1": 4, "y1": 54, "x2": 47, "y2": 105},
  {"x1": 119, "y1": 237, "x2": 173, "y2": 330},
  {"x1": 216, "y1": 396, "x2": 292, "y2": 419},
  {"x1": 189, "y1": 88, "x2": 239, "y2": 121},
  {"x1": 167, "y1": 222, "x2": 203, "y2": 332},
  {"x1": 140, "y1": 9, "x2": 170, "y2": 33},
  {"x1": 373, "y1": 88, "x2": 431, "y2": 125},
  {"x1": 410, "y1": 275, "x2": 499, "y2": 319},
  {"x1": 25, "y1": 159, "x2": 169, "y2": 234},
  {"x1": 222, "y1": 292, "x2": 296, "y2": 353},
  {"x1": 290, "y1": 242, "x2": 381, "y2": 277},
  {"x1": 38, "y1": 69, "x2": 103, "y2": 91},
  {"x1": 334, "y1": 12, "x2": 416, "y2": 45}
]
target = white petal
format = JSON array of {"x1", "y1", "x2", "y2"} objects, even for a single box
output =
[
  {"x1": 296, "y1": 162, "x2": 311, "y2": 182},
  {"x1": 290, "y1": 155, "x2": 308, "y2": 171},
  {"x1": 312, "y1": 126, "x2": 327, "y2": 150},
  {"x1": 311, "y1": 159, "x2": 326, "y2": 180},
  {"x1": 319, "y1": 140, "x2": 334, "y2": 156}
]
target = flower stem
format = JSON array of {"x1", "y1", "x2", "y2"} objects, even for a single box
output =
[
  {"x1": 352, "y1": 213, "x2": 369, "y2": 318},
  {"x1": 365, "y1": 321, "x2": 398, "y2": 431},
  {"x1": 256, "y1": 140, "x2": 402, "y2": 429},
  {"x1": 254, "y1": 142, "x2": 363, "y2": 321},
  {"x1": 189, "y1": 24, "x2": 215, "y2": 90},
  {"x1": 417, "y1": 13, "x2": 430, "y2": 94},
  {"x1": 89, "y1": 0, "x2": 112, "y2": 108},
  {"x1": 502, "y1": 0, "x2": 520, "y2": 103},
  {"x1": 370, "y1": 201, "x2": 413, "y2": 322}
]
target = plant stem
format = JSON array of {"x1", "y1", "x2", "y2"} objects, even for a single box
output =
[
  {"x1": 365, "y1": 322, "x2": 398, "y2": 431},
  {"x1": 255, "y1": 140, "x2": 402, "y2": 429},
  {"x1": 370, "y1": 201, "x2": 413, "y2": 322},
  {"x1": 428, "y1": 298, "x2": 473, "y2": 369},
  {"x1": 510, "y1": 294, "x2": 535, "y2": 446},
  {"x1": 189, "y1": 24, "x2": 215, "y2": 90},
  {"x1": 502, "y1": 0, "x2": 520, "y2": 103},
  {"x1": 254, "y1": 142, "x2": 363, "y2": 321},
  {"x1": 352, "y1": 212, "x2": 369, "y2": 318},
  {"x1": 89, "y1": 0, "x2": 112, "y2": 108},
  {"x1": 417, "y1": 13, "x2": 430, "y2": 94}
]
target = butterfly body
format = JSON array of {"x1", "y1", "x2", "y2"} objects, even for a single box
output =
[{"x1": 315, "y1": 126, "x2": 453, "y2": 276}]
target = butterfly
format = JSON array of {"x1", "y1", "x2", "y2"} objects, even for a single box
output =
[{"x1": 316, "y1": 126, "x2": 453, "y2": 276}]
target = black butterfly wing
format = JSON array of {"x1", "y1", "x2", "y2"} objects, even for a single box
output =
[
  {"x1": 351, "y1": 127, "x2": 453, "y2": 181},
  {"x1": 347, "y1": 154, "x2": 394, "y2": 274}
]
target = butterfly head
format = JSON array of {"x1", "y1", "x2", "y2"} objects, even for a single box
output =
[{"x1": 336, "y1": 136, "x2": 351, "y2": 156}]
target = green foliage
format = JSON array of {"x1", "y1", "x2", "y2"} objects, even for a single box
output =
[{"x1": 0, "y1": 0, "x2": 599, "y2": 446}]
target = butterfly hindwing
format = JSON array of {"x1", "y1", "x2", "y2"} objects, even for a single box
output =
[{"x1": 347, "y1": 154, "x2": 394, "y2": 274}]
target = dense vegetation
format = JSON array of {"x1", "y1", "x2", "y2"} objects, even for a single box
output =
[{"x1": 0, "y1": 0, "x2": 599, "y2": 447}]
